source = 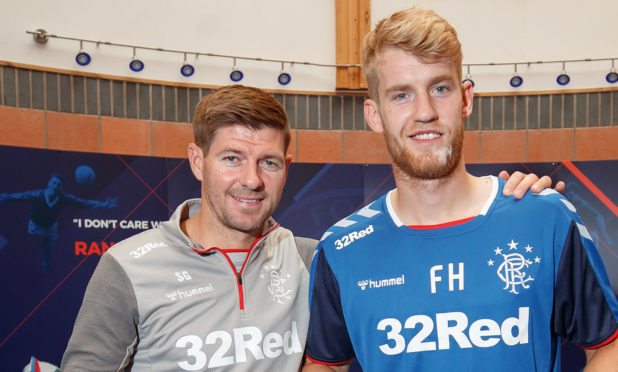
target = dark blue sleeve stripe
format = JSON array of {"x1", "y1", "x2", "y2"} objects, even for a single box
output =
[
  {"x1": 306, "y1": 249, "x2": 355, "y2": 364},
  {"x1": 553, "y1": 221, "x2": 618, "y2": 347}
]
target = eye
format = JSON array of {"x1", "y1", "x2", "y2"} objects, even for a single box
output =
[
  {"x1": 261, "y1": 159, "x2": 282, "y2": 171},
  {"x1": 434, "y1": 86, "x2": 448, "y2": 94},
  {"x1": 394, "y1": 92, "x2": 408, "y2": 101},
  {"x1": 223, "y1": 155, "x2": 239, "y2": 163}
]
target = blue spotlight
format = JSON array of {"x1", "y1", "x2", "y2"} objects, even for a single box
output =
[
  {"x1": 556, "y1": 73, "x2": 570, "y2": 86},
  {"x1": 129, "y1": 47, "x2": 144, "y2": 72},
  {"x1": 278, "y1": 62, "x2": 291, "y2": 85},
  {"x1": 230, "y1": 69, "x2": 244, "y2": 82},
  {"x1": 230, "y1": 58, "x2": 243, "y2": 81},
  {"x1": 181, "y1": 64, "x2": 195, "y2": 77},
  {"x1": 180, "y1": 53, "x2": 194, "y2": 77},
  {"x1": 75, "y1": 41, "x2": 90, "y2": 66},
  {"x1": 509, "y1": 64, "x2": 523, "y2": 88},
  {"x1": 510, "y1": 75, "x2": 523, "y2": 88},
  {"x1": 76, "y1": 51, "x2": 91, "y2": 66},
  {"x1": 556, "y1": 62, "x2": 569, "y2": 86},
  {"x1": 278, "y1": 72, "x2": 291, "y2": 85},
  {"x1": 129, "y1": 58, "x2": 144, "y2": 72}
]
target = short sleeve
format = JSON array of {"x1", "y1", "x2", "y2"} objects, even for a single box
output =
[
  {"x1": 553, "y1": 221, "x2": 618, "y2": 348},
  {"x1": 306, "y1": 248, "x2": 355, "y2": 365}
]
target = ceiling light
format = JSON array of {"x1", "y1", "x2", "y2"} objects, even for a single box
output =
[
  {"x1": 129, "y1": 47, "x2": 144, "y2": 72},
  {"x1": 75, "y1": 41, "x2": 91, "y2": 66},
  {"x1": 278, "y1": 62, "x2": 291, "y2": 85},
  {"x1": 556, "y1": 62, "x2": 570, "y2": 86},
  {"x1": 230, "y1": 58, "x2": 244, "y2": 82}
]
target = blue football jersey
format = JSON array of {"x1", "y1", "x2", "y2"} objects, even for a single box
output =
[{"x1": 306, "y1": 177, "x2": 618, "y2": 372}]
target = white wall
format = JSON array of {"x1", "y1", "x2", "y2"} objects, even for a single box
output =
[
  {"x1": 374, "y1": 0, "x2": 618, "y2": 93},
  {"x1": 1, "y1": 0, "x2": 617, "y2": 93},
  {"x1": 1, "y1": 0, "x2": 335, "y2": 91}
]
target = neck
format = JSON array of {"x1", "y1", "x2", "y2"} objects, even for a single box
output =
[{"x1": 390, "y1": 161, "x2": 492, "y2": 226}]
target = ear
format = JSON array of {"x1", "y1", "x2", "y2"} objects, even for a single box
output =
[
  {"x1": 283, "y1": 153, "x2": 292, "y2": 181},
  {"x1": 187, "y1": 143, "x2": 205, "y2": 182},
  {"x1": 461, "y1": 80, "x2": 474, "y2": 119},
  {"x1": 364, "y1": 98, "x2": 384, "y2": 133}
]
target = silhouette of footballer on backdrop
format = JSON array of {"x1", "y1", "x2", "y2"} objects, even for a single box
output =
[{"x1": 0, "y1": 172, "x2": 117, "y2": 270}]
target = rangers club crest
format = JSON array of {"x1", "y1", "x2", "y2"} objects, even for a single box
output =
[
  {"x1": 260, "y1": 265, "x2": 293, "y2": 304},
  {"x1": 488, "y1": 239, "x2": 542, "y2": 294}
]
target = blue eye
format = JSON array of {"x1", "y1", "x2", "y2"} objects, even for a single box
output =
[
  {"x1": 262, "y1": 160, "x2": 281, "y2": 170},
  {"x1": 435, "y1": 86, "x2": 447, "y2": 94}
]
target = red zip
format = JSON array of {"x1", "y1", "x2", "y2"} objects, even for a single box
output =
[{"x1": 191, "y1": 223, "x2": 279, "y2": 310}]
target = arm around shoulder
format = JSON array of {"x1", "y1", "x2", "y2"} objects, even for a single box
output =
[{"x1": 61, "y1": 253, "x2": 139, "y2": 371}]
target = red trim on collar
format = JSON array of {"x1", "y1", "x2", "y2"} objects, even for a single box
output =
[
  {"x1": 407, "y1": 216, "x2": 475, "y2": 230},
  {"x1": 221, "y1": 249, "x2": 250, "y2": 253},
  {"x1": 190, "y1": 223, "x2": 280, "y2": 254}
]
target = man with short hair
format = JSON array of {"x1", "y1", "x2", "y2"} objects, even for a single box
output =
[
  {"x1": 303, "y1": 7, "x2": 618, "y2": 372},
  {"x1": 61, "y1": 84, "x2": 555, "y2": 371},
  {"x1": 61, "y1": 85, "x2": 315, "y2": 371}
]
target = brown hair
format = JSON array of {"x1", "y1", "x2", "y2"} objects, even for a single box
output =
[
  {"x1": 192, "y1": 85, "x2": 291, "y2": 154},
  {"x1": 361, "y1": 7, "x2": 463, "y2": 100}
]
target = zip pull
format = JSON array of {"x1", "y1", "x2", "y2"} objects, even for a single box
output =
[{"x1": 237, "y1": 273, "x2": 242, "y2": 285}]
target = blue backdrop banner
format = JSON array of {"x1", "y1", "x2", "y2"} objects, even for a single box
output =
[{"x1": 0, "y1": 145, "x2": 615, "y2": 371}]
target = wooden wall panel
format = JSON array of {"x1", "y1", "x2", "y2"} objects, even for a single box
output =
[{"x1": 335, "y1": 0, "x2": 370, "y2": 90}]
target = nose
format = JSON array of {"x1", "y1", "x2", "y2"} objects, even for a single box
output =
[
  {"x1": 240, "y1": 162, "x2": 264, "y2": 190},
  {"x1": 415, "y1": 92, "x2": 438, "y2": 124}
]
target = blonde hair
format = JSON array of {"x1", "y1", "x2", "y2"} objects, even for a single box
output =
[{"x1": 361, "y1": 7, "x2": 463, "y2": 100}]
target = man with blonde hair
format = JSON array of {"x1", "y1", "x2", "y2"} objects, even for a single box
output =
[{"x1": 303, "y1": 7, "x2": 618, "y2": 372}]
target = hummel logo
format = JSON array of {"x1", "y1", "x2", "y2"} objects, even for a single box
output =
[{"x1": 358, "y1": 275, "x2": 405, "y2": 291}]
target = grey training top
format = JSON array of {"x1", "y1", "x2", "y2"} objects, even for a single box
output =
[{"x1": 61, "y1": 199, "x2": 316, "y2": 371}]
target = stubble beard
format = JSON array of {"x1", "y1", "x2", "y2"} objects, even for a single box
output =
[
  {"x1": 384, "y1": 124, "x2": 464, "y2": 181},
  {"x1": 204, "y1": 187, "x2": 273, "y2": 236}
]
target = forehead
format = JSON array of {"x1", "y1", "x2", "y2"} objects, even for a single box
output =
[
  {"x1": 209, "y1": 124, "x2": 285, "y2": 155},
  {"x1": 375, "y1": 48, "x2": 458, "y2": 86}
]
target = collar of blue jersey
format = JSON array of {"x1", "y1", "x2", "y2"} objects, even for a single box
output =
[{"x1": 386, "y1": 176, "x2": 498, "y2": 229}]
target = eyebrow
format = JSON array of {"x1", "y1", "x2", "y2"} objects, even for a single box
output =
[
  {"x1": 217, "y1": 147, "x2": 284, "y2": 161},
  {"x1": 429, "y1": 74, "x2": 457, "y2": 86},
  {"x1": 383, "y1": 74, "x2": 456, "y2": 96},
  {"x1": 384, "y1": 84, "x2": 412, "y2": 96}
]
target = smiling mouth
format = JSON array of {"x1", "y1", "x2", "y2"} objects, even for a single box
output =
[
  {"x1": 411, "y1": 132, "x2": 441, "y2": 140},
  {"x1": 233, "y1": 196, "x2": 263, "y2": 203}
]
